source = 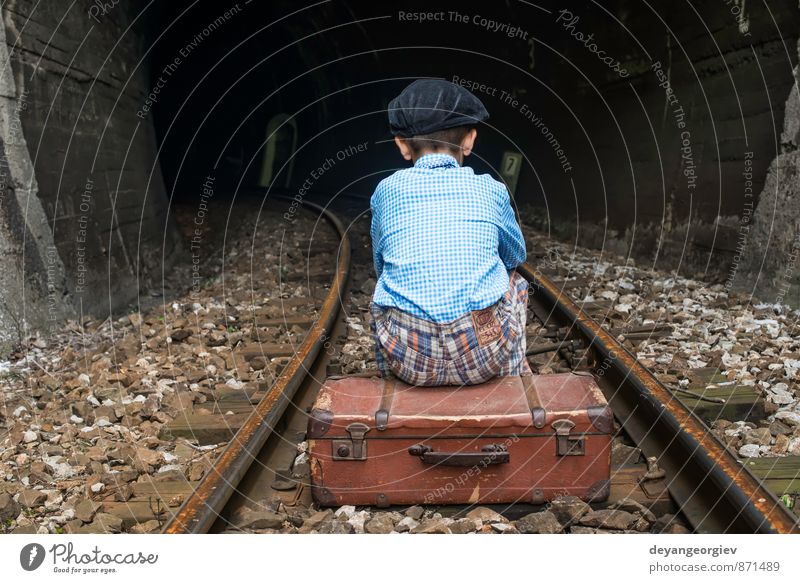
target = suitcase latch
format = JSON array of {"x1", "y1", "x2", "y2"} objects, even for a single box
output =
[
  {"x1": 332, "y1": 422, "x2": 370, "y2": 461},
  {"x1": 552, "y1": 419, "x2": 585, "y2": 456}
]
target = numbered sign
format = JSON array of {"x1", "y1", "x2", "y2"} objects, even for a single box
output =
[{"x1": 499, "y1": 151, "x2": 523, "y2": 196}]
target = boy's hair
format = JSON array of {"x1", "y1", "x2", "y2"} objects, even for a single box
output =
[{"x1": 405, "y1": 125, "x2": 473, "y2": 155}]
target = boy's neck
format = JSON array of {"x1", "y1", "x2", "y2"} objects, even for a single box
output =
[{"x1": 412, "y1": 149, "x2": 463, "y2": 166}]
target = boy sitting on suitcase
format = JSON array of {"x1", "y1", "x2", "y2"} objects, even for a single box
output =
[{"x1": 369, "y1": 79, "x2": 531, "y2": 387}]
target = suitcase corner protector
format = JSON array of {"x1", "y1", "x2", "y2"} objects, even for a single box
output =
[
  {"x1": 310, "y1": 484, "x2": 337, "y2": 506},
  {"x1": 587, "y1": 404, "x2": 614, "y2": 434},
  {"x1": 308, "y1": 407, "x2": 333, "y2": 438}
]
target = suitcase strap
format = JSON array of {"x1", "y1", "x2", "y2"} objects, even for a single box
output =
[
  {"x1": 375, "y1": 378, "x2": 397, "y2": 430},
  {"x1": 522, "y1": 374, "x2": 547, "y2": 429}
]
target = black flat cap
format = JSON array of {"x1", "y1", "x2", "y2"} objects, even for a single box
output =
[{"x1": 388, "y1": 79, "x2": 489, "y2": 137}]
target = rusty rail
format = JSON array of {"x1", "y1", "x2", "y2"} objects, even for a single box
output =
[
  {"x1": 162, "y1": 200, "x2": 350, "y2": 534},
  {"x1": 518, "y1": 263, "x2": 800, "y2": 534}
]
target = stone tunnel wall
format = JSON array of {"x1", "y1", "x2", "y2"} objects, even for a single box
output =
[
  {"x1": 737, "y1": 38, "x2": 800, "y2": 305},
  {"x1": 0, "y1": 0, "x2": 180, "y2": 353},
  {"x1": 516, "y1": 1, "x2": 800, "y2": 286}
]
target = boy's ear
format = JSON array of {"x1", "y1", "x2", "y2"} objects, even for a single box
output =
[
  {"x1": 461, "y1": 128, "x2": 478, "y2": 158},
  {"x1": 394, "y1": 136, "x2": 413, "y2": 161}
]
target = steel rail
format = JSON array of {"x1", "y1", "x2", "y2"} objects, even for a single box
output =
[
  {"x1": 518, "y1": 263, "x2": 800, "y2": 534},
  {"x1": 162, "y1": 200, "x2": 351, "y2": 534}
]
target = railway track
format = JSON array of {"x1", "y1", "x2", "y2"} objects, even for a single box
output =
[{"x1": 160, "y1": 204, "x2": 800, "y2": 535}]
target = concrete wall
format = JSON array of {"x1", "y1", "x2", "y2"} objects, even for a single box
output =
[
  {"x1": 0, "y1": 0, "x2": 180, "y2": 352},
  {"x1": 737, "y1": 39, "x2": 800, "y2": 304}
]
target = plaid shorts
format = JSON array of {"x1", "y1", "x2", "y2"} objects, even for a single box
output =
[{"x1": 369, "y1": 271, "x2": 531, "y2": 386}]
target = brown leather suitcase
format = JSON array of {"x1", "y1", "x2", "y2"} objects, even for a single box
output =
[{"x1": 307, "y1": 372, "x2": 612, "y2": 507}]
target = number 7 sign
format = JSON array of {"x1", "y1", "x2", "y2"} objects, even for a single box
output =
[{"x1": 499, "y1": 151, "x2": 523, "y2": 196}]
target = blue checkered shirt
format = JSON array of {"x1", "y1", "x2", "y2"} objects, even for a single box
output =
[{"x1": 370, "y1": 153, "x2": 527, "y2": 323}]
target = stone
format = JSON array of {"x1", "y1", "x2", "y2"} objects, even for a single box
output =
[
  {"x1": 170, "y1": 329, "x2": 192, "y2": 342},
  {"x1": 650, "y1": 514, "x2": 689, "y2": 534},
  {"x1": 22, "y1": 430, "x2": 38, "y2": 443},
  {"x1": 772, "y1": 434, "x2": 790, "y2": 454},
  {"x1": 237, "y1": 510, "x2": 286, "y2": 530},
  {"x1": 250, "y1": 357, "x2": 268, "y2": 370},
  {"x1": 768, "y1": 392, "x2": 795, "y2": 405},
  {"x1": 94, "y1": 387, "x2": 122, "y2": 401},
  {"x1": 74, "y1": 499, "x2": 102, "y2": 523},
  {"x1": 347, "y1": 510, "x2": 370, "y2": 534},
  {"x1": 743, "y1": 427, "x2": 772, "y2": 446},
  {"x1": 610, "y1": 498, "x2": 656, "y2": 523},
  {"x1": 0, "y1": 492, "x2": 21, "y2": 522},
  {"x1": 93, "y1": 513, "x2": 124, "y2": 533},
  {"x1": 188, "y1": 463, "x2": 206, "y2": 481},
  {"x1": 549, "y1": 495, "x2": 591, "y2": 526},
  {"x1": 100, "y1": 470, "x2": 139, "y2": 485},
  {"x1": 410, "y1": 517, "x2": 453, "y2": 534},
  {"x1": 769, "y1": 420, "x2": 793, "y2": 436},
  {"x1": 465, "y1": 506, "x2": 506, "y2": 524},
  {"x1": 334, "y1": 505, "x2": 356, "y2": 520},
  {"x1": 300, "y1": 510, "x2": 333, "y2": 532},
  {"x1": 491, "y1": 522, "x2": 519, "y2": 533},
  {"x1": 206, "y1": 332, "x2": 228, "y2": 347},
  {"x1": 405, "y1": 505, "x2": 424, "y2": 520},
  {"x1": 738, "y1": 444, "x2": 761, "y2": 458},
  {"x1": 134, "y1": 447, "x2": 164, "y2": 468},
  {"x1": 774, "y1": 411, "x2": 800, "y2": 426},
  {"x1": 130, "y1": 520, "x2": 161, "y2": 534},
  {"x1": 394, "y1": 516, "x2": 419, "y2": 532},
  {"x1": 18, "y1": 489, "x2": 47, "y2": 509},
  {"x1": 365, "y1": 514, "x2": 395, "y2": 534},
  {"x1": 140, "y1": 395, "x2": 160, "y2": 418},
  {"x1": 77, "y1": 522, "x2": 109, "y2": 534},
  {"x1": 107, "y1": 445, "x2": 134, "y2": 463},
  {"x1": 569, "y1": 526, "x2": 597, "y2": 534},
  {"x1": 448, "y1": 518, "x2": 478, "y2": 534},
  {"x1": 579, "y1": 509, "x2": 636, "y2": 530},
  {"x1": 516, "y1": 511, "x2": 563, "y2": 534},
  {"x1": 317, "y1": 520, "x2": 355, "y2": 534},
  {"x1": 106, "y1": 372, "x2": 132, "y2": 386},
  {"x1": 658, "y1": 522, "x2": 692, "y2": 534}
]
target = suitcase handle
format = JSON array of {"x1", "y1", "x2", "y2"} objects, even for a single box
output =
[{"x1": 408, "y1": 444, "x2": 509, "y2": 467}]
